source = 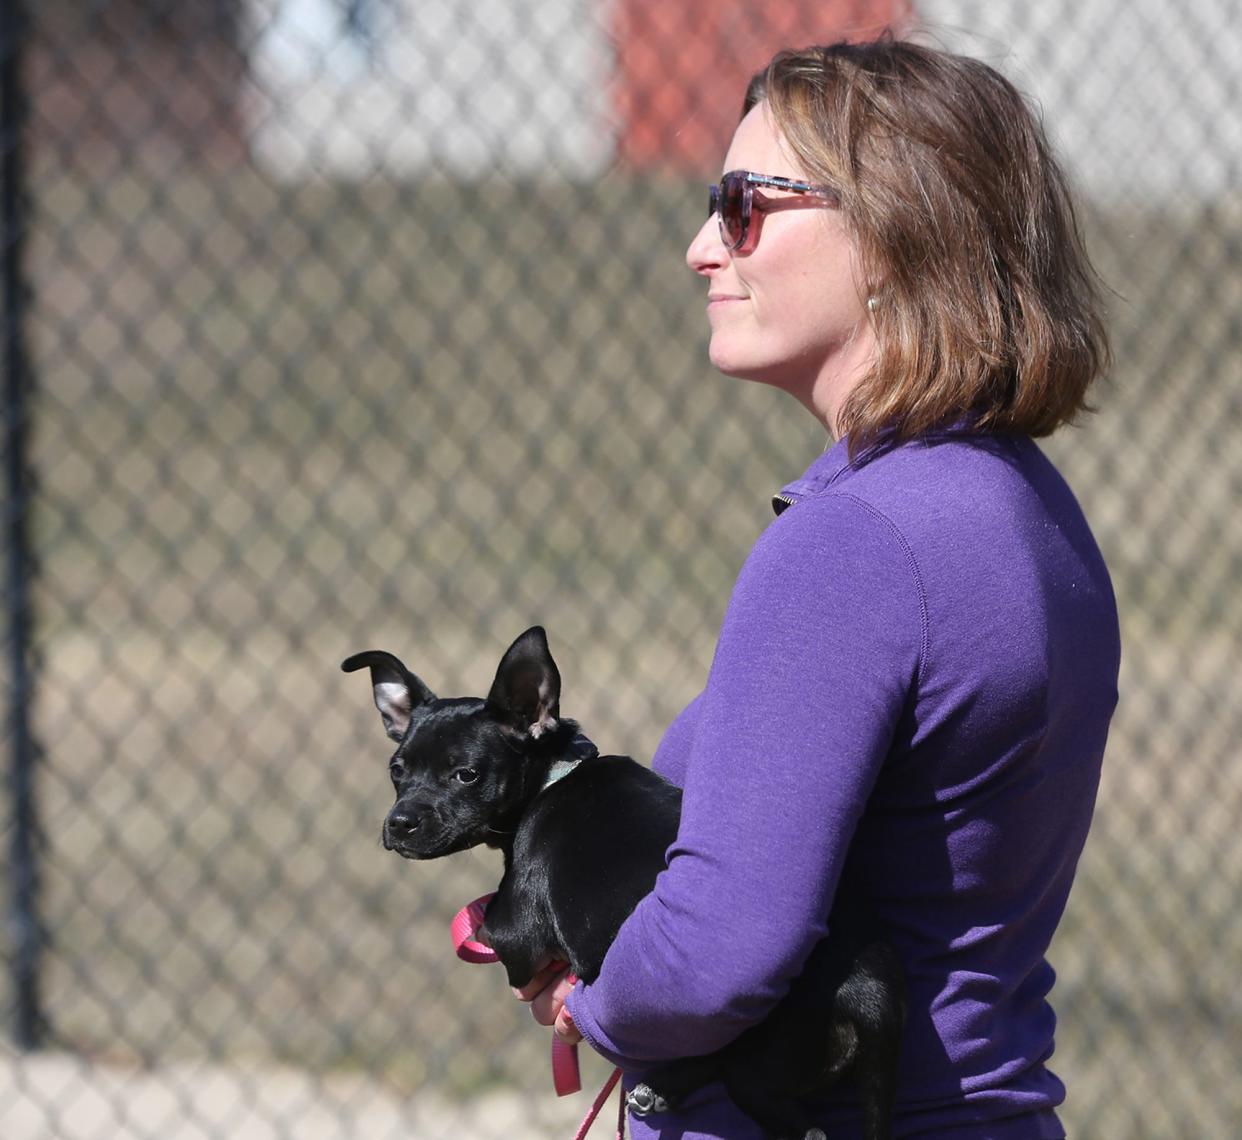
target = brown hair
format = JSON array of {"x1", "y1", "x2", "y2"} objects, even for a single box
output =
[{"x1": 745, "y1": 38, "x2": 1110, "y2": 453}]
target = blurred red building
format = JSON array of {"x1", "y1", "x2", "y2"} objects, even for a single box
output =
[{"x1": 611, "y1": 0, "x2": 912, "y2": 173}]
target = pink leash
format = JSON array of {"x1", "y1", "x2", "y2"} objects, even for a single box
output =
[{"x1": 452, "y1": 894, "x2": 626, "y2": 1139}]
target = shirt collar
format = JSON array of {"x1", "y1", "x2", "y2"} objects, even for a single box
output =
[
  {"x1": 771, "y1": 436, "x2": 855, "y2": 515},
  {"x1": 772, "y1": 421, "x2": 996, "y2": 514}
]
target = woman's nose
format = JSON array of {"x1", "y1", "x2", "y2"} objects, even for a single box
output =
[{"x1": 686, "y1": 214, "x2": 726, "y2": 276}]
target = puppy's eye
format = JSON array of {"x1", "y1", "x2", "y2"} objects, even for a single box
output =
[
  {"x1": 389, "y1": 761, "x2": 404, "y2": 784},
  {"x1": 452, "y1": 768, "x2": 479, "y2": 785}
]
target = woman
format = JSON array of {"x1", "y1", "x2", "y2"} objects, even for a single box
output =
[{"x1": 520, "y1": 38, "x2": 1120, "y2": 1140}]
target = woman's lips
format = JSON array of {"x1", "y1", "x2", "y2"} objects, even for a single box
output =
[{"x1": 707, "y1": 293, "x2": 747, "y2": 310}]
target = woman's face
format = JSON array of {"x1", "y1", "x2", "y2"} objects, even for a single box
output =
[{"x1": 686, "y1": 102, "x2": 876, "y2": 434}]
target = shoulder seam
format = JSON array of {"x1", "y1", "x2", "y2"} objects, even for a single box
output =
[{"x1": 819, "y1": 490, "x2": 931, "y2": 688}]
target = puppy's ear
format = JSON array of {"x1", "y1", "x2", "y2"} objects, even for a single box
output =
[
  {"x1": 341, "y1": 650, "x2": 436, "y2": 743},
  {"x1": 486, "y1": 626, "x2": 561, "y2": 740}
]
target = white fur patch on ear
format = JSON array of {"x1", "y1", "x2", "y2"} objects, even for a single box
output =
[
  {"x1": 374, "y1": 680, "x2": 414, "y2": 740},
  {"x1": 528, "y1": 714, "x2": 558, "y2": 740},
  {"x1": 528, "y1": 677, "x2": 558, "y2": 739},
  {"x1": 375, "y1": 680, "x2": 412, "y2": 716}
]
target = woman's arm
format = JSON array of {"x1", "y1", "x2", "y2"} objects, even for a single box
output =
[{"x1": 564, "y1": 492, "x2": 925, "y2": 1068}]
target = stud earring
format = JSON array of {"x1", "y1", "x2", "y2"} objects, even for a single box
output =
[{"x1": 866, "y1": 296, "x2": 879, "y2": 312}]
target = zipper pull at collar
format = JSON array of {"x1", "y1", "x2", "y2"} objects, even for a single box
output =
[{"x1": 772, "y1": 491, "x2": 798, "y2": 516}]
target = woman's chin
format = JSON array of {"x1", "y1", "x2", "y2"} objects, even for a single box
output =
[
  {"x1": 708, "y1": 341, "x2": 763, "y2": 381},
  {"x1": 708, "y1": 346, "x2": 789, "y2": 390}
]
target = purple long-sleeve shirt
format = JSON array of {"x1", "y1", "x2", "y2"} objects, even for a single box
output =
[{"x1": 564, "y1": 431, "x2": 1120, "y2": 1139}]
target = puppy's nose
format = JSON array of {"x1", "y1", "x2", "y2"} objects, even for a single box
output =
[{"x1": 387, "y1": 809, "x2": 421, "y2": 835}]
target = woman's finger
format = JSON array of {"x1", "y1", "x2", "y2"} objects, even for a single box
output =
[
  {"x1": 529, "y1": 968, "x2": 578, "y2": 1028},
  {"x1": 512, "y1": 958, "x2": 570, "y2": 1005},
  {"x1": 554, "y1": 1005, "x2": 583, "y2": 1045}
]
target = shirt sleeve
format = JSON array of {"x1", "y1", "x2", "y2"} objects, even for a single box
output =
[{"x1": 565, "y1": 492, "x2": 925, "y2": 1068}]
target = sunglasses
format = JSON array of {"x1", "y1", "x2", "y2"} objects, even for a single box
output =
[{"x1": 708, "y1": 170, "x2": 840, "y2": 251}]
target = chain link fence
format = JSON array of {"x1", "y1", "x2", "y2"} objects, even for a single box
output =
[{"x1": 2, "y1": 0, "x2": 1239, "y2": 1136}]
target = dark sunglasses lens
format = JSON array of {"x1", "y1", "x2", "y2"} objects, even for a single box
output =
[{"x1": 719, "y1": 175, "x2": 746, "y2": 248}]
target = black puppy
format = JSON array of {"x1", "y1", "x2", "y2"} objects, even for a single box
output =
[{"x1": 343, "y1": 626, "x2": 905, "y2": 1140}]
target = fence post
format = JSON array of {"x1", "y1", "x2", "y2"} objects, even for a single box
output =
[{"x1": 1, "y1": 0, "x2": 41, "y2": 1051}]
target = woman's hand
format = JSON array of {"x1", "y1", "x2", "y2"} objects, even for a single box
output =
[{"x1": 513, "y1": 959, "x2": 583, "y2": 1044}]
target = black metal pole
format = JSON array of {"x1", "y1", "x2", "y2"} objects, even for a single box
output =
[{"x1": 1, "y1": 0, "x2": 41, "y2": 1051}]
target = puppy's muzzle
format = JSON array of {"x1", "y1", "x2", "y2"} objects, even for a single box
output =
[{"x1": 384, "y1": 806, "x2": 429, "y2": 852}]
